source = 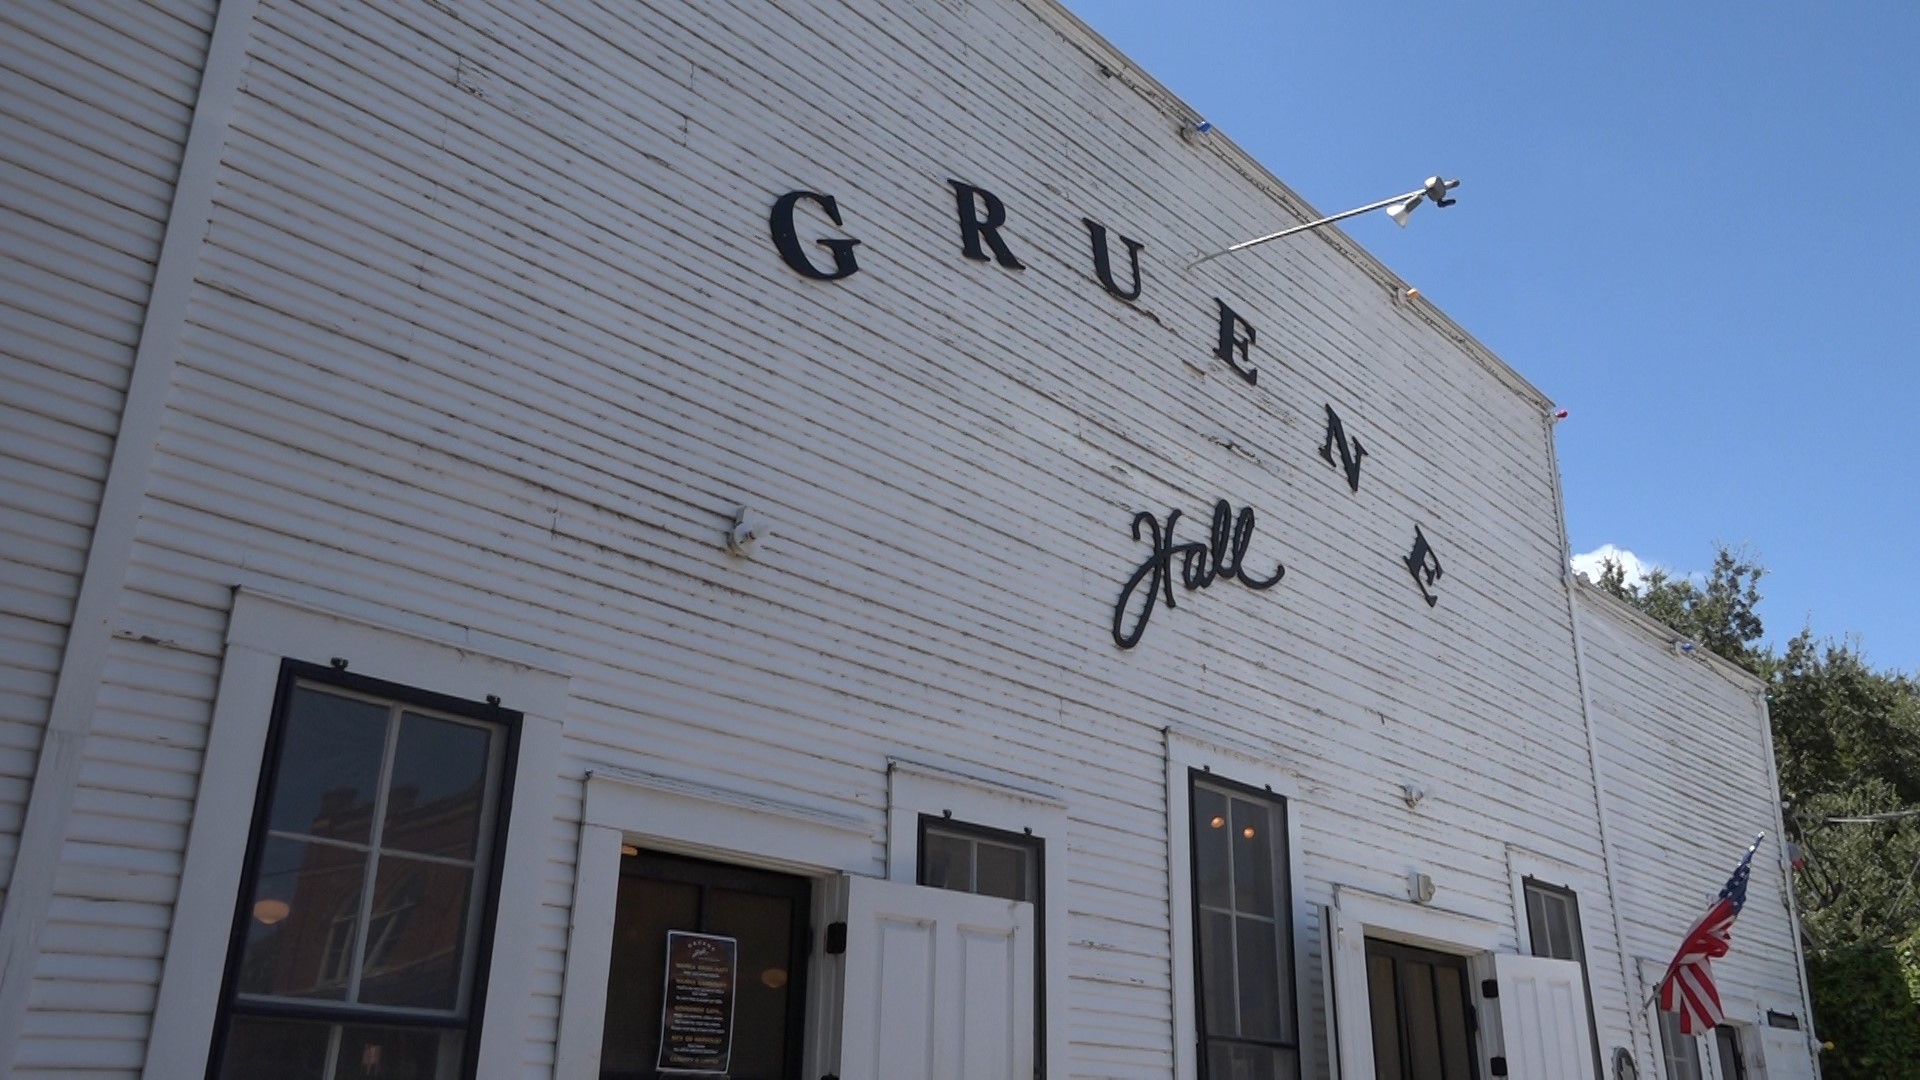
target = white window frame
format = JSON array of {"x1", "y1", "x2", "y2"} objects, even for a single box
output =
[
  {"x1": 143, "y1": 587, "x2": 571, "y2": 1079},
  {"x1": 1507, "y1": 845, "x2": 1610, "y2": 1075},
  {"x1": 886, "y1": 759, "x2": 1069, "y2": 1078},
  {"x1": 1166, "y1": 732, "x2": 1314, "y2": 1080},
  {"x1": 1326, "y1": 883, "x2": 1507, "y2": 1080}
]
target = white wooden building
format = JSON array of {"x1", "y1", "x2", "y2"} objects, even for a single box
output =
[{"x1": 0, "y1": 0, "x2": 1821, "y2": 1078}]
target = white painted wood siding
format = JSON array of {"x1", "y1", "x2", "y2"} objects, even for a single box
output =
[
  {"x1": 1576, "y1": 587, "x2": 1815, "y2": 1071},
  {"x1": 5, "y1": 1, "x2": 1805, "y2": 1078},
  {"x1": 0, "y1": 0, "x2": 215, "y2": 913}
]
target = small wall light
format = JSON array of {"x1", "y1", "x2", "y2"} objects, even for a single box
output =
[
  {"x1": 1408, "y1": 871, "x2": 1437, "y2": 904},
  {"x1": 252, "y1": 898, "x2": 291, "y2": 925},
  {"x1": 726, "y1": 506, "x2": 766, "y2": 557}
]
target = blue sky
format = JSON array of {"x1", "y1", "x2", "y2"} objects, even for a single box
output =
[{"x1": 1063, "y1": 0, "x2": 1920, "y2": 675}]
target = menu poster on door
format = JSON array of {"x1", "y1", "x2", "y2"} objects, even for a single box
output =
[{"x1": 657, "y1": 931, "x2": 739, "y2": 1074}]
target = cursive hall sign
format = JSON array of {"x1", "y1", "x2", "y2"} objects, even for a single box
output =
[{"x1": 769, "y1": 181, "x2": 1449, "y2": 648}]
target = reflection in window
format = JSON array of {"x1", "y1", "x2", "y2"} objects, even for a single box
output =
[
  {"x1": 212, "y1": 666, "x2": 513, "y2": 1079},
  {"x1": 1190, "y1": 774, "x2": 1298, "y2": 1080}
]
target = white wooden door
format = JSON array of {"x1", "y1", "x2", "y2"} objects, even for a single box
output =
[
  {"x1": 832, "y1": 875, "x2": 1035, "y2": 1080},
  {"x1": 1321, "y1": 904, "x2": 1376, "y2": 1080},
  {"x1": 1756, "y1": 1025, "x2": 1817, "y2": 1080},
  {"x1": 1486, "y1": 953, "x2": 1595, "y2": 1079}
]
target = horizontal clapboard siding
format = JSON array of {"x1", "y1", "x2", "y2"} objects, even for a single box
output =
[
  {"x1": 10, "y1": 1, "x2": 1812, "y2": 1077},
  {"x1": 0, "y1": 0, "x2": 214, "y2": 926},
  {"x1": 1578, "y1": 589, "x2": 1811, "y2": 1033}
]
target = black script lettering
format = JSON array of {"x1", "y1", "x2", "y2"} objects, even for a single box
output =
[
  {"x1": 769, "y1": 191, "x2": 861, "y2": 280},
  {"x1": 1213, "y1": 299, "x2": 1257, "y2": 385},
  {"x1": 1405, "y1": 525, "x2": 1444, "y2": 608},
  {"x1": 1085, "y1": 218, "x2": 1145, "y2": 301},
  {"x1": 949, "y1": 180, "x2": 1025, "y2": 269},
  {"x1": 1318, "y1": 404, "x2": 1367, "y2": 492},
  {"x1": 1112, "y1": 500, "x2": 1285, "y2": 649}
]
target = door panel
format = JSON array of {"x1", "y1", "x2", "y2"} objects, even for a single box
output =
[
  {"x1": 1488, "y1": 953, "x2": 1594, "y2": 1079},
  {"x1": 833, "y1": 875, "x2": 1033, "y2": 1080},
  {"x1": 1756, "y1": 1026, "x2": 1815, "y2": 1080},
  {"x1": 1321, "y1": 905, "x2": 1376, "y2": 1080}
]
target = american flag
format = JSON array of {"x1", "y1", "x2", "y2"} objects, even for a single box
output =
[{"x1": 1657, "y1": 834, "x2": 1763, "y2": 1035}]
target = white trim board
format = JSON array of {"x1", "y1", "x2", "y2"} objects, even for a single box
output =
[
  {"x1": 141, "y1": 588, "x2": 571, "y2": 1079},
  {"x1": 885, "y1": 758, "x2": 1070, "y2": 1079},
  {"x1": 0, "y1": 0, "x2": 265, "y2": 1063},
  {"x1": 552, "y1": 767, "x2": 878, "y2": 1079},
  {"x1": 1164, "y1": 728, "x2": 1317, "y2": 1080}
]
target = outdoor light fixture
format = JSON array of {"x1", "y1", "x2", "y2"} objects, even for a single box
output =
[{"x1": 1186, "y1": 175, "x2": 1460, "y2": 270}]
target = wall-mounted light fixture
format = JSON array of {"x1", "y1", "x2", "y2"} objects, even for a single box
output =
[
  {"x1": 1408, "y1": 871, "x2": 1437, "y2": 904},
  {"x1": 726, "y1": 506, "x2": 766, "y2": 557},
  {"x1": 1187, "y1": 175, "x2": 1460, "y2": 270},
  {"x1": 1179, "y1": 118, "x2": 1214, "y2": 143}
]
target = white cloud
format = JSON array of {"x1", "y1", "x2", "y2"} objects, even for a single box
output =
[{"x1": 1570, "y1": 544, "x2": 1657, "y2": 590}]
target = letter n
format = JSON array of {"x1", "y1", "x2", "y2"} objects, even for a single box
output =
[{"x1": 1318, "y1": 404, "x2": 1367, "y2": 492}]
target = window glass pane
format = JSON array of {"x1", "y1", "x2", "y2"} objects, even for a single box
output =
[
  {"x1": 1661, "y1": 1009, "x2": 1702, "y2": 1080},
  {"x1": 357, "y1": 855, "x2": 474, "y2": 1011},
  {"x1": 1234, "y1": 915, "x2": 1281, "y2": 1040},
  {"x1": 974, "y1": 840, "x2": 1031, "y2": 901},
  {"x1": 1403, "y1": 961, "x2": 1442, "y2": 1080},
  {"x1": 332, "y1": 1023, "x2": 462, "y2": 1080},
  {"x1": 1716, "y1": 1026, "x2": 1746, "y2": 1080},
  {"x1": 1193, "y1": 786, "x2": 1232, "y2": 910},
  {"x1": 237, "y1": 837, "x2": 366, "y2": 1002},
  {"x1": 1433, "y1": 965, "x2": 1473, "y2": 1080},
  {"x1": 708, "y1": 888, "x2": 799, "y2": 1080},
  {"x1": 1230, "y1": 797, "x2": 1275, "y2": 917},
  {"x1": 1199, "y1": 909, "x2": 1237, "y2": 1034},
  {"x1": 1367, "y1": 953, "x2": 1403, "y2": 1080},
  {"x1": 1207, "y1": 1040, "x2": 1296, "y2": 1080},
  {"x1": 600, "y1": 877, "x2": 700, "y2": 1074},
  {"x1": 216, "y1": 1014, "x2": 331, "y2": 1080},
  {"x1": 1539, "y1": 894, "x2": 1569, "y2": 960},
  {"x1": 1524, "y1": 887, "x2": 1551, "y2": 957},
  {"x1": 267, "y1": 688, "x2": 390, "y2": 844},
  {"x1": 383, "y1": 713, "x2": 491, "y2": 859},
  {"x1": 921, "y1": 830, "x2": 972, "y2": 893}
]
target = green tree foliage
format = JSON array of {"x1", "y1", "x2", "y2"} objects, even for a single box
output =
[
  {"x1": 1596, "y1": 545, "x2": 1920, "y2": 1067},
  {"x1": 1593, "y1": 547, "x2": 1768, "y2": 676},
  {"x1": 1806, "y1": 939, "x2": 1920, "y2": 1080}
]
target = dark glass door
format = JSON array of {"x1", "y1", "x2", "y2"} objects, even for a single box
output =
[
  {"x1": 1363, "y1": 939, "x2": 1479, "y2": 1080},
  {"x1": 599, "y1": 850, "x2": 811, "y2": 1080}
]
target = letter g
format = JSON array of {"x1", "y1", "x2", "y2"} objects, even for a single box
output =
[{"x1": 769, "y1": 191, "x2": 861, "y2": 280}]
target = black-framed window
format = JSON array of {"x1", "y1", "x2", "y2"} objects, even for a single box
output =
[
  {"x1": 1523, "y1": 877, "x2": 1603, "y2": 1079},
  {"x1": 918, "y1": 815, "x2": 1046, "y2": 1078},
  {"x1": 1190, "y1": 772, "x2": 1299, "y2": 1080},
  {"x1": 208, "y1": 660, "x2": 517, "y2": 1080}
]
